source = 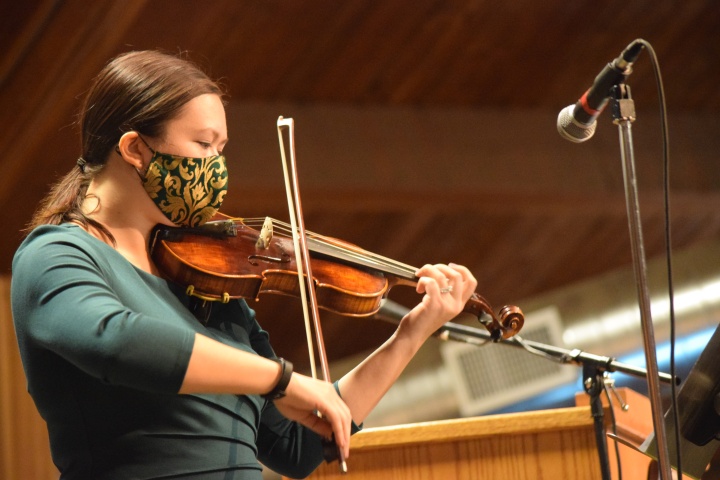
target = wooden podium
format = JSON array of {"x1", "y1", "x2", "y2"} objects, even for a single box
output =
[
  {"x1": 298, "y1": 388, "x2": 674, "y2": 480},
  {"x1": 302, "y1": 406, "x2": 603, "y2": 479}
]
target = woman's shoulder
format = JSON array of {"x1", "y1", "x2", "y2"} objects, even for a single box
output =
[
  {"x1": 22, "y1": 222, "x2": 92, "y2": 241},
  {"x1": 13, "y1": 224, "x2": 105, "y2": 268}
]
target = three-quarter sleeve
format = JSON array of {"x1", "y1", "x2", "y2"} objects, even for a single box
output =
[{"x1": 12, "y1": 226, "x2": 195, "y2": 393}]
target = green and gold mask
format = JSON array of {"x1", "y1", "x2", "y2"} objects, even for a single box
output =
[{"x1": 138, "y1": 138, "x2": 228, "y2": 228}]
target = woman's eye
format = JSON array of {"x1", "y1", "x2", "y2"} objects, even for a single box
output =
[{"x1": 198, "y1": 141, "x2": 212, "y2": 149}]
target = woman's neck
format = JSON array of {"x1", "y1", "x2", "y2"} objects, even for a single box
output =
[
  {"x1": 82, "y1": 208, "x2": 163, "y2": 276},
  {"x1": 104, "y1": 225, "x2": 160, "y2": 275},
  {"x1": 82, "y1": 158, "x2": 171, "y2": 276}
]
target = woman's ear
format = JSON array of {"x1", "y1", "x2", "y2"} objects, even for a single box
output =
[{"x1": 117, "y1": 131, "x2": 148, "y2": 170}]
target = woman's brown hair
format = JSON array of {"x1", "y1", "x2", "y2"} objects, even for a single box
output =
[{"x1": 26, "y1": 50, "x2": 225, "y2": 239}]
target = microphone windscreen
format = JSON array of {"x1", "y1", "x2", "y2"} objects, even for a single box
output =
[{"x1": 557, "y1": 104, "x2": 597, "y2": 143}]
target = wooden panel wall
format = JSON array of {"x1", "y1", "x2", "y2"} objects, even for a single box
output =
[{"x1": 0, "y1": 275, "x2": 57, "y2": 479}]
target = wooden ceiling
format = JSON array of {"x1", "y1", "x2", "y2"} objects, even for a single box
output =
[{"x1": 2, "y1": 0, "x2": 720, "y2": 370}]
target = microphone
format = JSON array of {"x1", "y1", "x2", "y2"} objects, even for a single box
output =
[{"x1": 557, "y1": 40, "x2": 645, "y2": 143}]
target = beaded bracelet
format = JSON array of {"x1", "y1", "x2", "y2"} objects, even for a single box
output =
[{"x1": 262, "y1": 357, "x2": 293, "y2": 401}]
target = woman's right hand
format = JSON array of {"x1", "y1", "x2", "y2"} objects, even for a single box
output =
[
  {"x1": 179, "y1": 333, "x2": 352, "y2": 458},
  {"x1": 273, "y1": 373, "x2": 352, "y2": 459}
]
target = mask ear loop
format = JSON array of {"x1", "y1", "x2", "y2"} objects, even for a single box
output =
[
  {"x1": 135, "y1": 134, "x2": 156, "y2": 155},
  {"x1": 114, "y1": 144, "x2": 144, "y2": 180},
  {"x1": 119, "y1": 133, "x2": 155, "y2": 179}
]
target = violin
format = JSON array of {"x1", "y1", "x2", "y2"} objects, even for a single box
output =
[{"x1": 149, "y1": 215, "x2": 524, "y2": 341}]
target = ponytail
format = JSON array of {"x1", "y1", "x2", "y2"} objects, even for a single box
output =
[{"x1": 25, "y1": 160, "x2": 113, "y2": 242}]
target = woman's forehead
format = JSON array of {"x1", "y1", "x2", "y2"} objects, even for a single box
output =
[{"x1": 165, "y1": 94, "x2": 227, "y2": 139}]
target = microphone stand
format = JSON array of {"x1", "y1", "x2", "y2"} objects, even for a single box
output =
[
  {"x1": 375, "y1": 301, "x2": 678, "y2": 480},
  {"x1": 610, "y1": 83, "x2": 673, "y2": 480},
  {"x1": 376, "y1": 301, "x2": 677, "y2": 386}
]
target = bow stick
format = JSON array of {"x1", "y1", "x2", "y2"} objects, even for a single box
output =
[{"x1": 277, "y1": 117, "x2": 348, "y2": 473}]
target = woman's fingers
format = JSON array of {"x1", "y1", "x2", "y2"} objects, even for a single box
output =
[
  {"x1": 407, "y1": 263, "x2": 479, "y2": 340},
  {"x1": 415, "y1": 263, "x2": 477, "y2": 300},
  {"x1": 274, "y1": 374, "x2": 352, "y2": 459}
]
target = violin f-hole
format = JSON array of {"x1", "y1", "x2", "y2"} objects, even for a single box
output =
[{"x1": 247, "y1": 254, "x2": 291, "y2": 266}]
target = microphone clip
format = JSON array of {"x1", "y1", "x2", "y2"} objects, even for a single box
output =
[{"x1": 610, "y1": 84, "x2": 636, "y2": 126}]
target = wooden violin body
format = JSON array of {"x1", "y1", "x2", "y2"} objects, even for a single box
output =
[
  {"x1": 150, "y1": 218, "x2": 391, "y2": 316},
  {"x1": 149, "y1": 216, "x2": 524, "y2": 340}
]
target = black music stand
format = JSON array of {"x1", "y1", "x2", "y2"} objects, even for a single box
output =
[{"x1": 641, "y1": 322, "x2": 720, "y2": 479}]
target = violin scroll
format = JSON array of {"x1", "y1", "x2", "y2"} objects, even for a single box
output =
[
  {"x1": 463, "y1": 293, "x2": 523, "y2": 341},
  {"x1": 498, "y1": 305, "x2": 524, "y2": 339}
]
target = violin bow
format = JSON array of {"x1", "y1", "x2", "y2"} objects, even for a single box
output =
[{"x1": 277, "y1": 117, "x2": 348, "y2": 473}]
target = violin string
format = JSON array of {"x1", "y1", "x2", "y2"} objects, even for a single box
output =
[
  {"x1": 239, "y1": 217, "x2": 418, "y2": 279},
  {"x1": 242, "y1": 217, "x2": 417, "y2": 274},
  {"x1": 281, "y1": 222, "x2": 416, "y2": 276},
  {"x1": 239, "y1": 218, "x2": 395, "y2": 268}
]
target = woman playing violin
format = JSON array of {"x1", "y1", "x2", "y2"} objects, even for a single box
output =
[{"x1": 10, "y1": 50, "x2": 477, "y2": 480}]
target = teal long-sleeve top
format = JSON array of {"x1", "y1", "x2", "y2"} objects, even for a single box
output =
[{"x1": 11, "y1": 224, "x2": 350, "y2": 479}]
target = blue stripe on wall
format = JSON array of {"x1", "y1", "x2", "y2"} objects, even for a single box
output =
[{"x1": 488, "y1": 326, "x2": 717, "y2": 415}]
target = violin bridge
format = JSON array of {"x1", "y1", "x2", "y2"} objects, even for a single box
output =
[{"x1": 256, "y1": 216, "x2": 274, "y2": 249}]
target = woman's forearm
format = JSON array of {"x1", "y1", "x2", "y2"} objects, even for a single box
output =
[
  {"x1": 179, "y1": 332, "x2": 281, "y2": 394},
  {"x1": 337, "y1": 321, "x2": 426, "y2": 425}
]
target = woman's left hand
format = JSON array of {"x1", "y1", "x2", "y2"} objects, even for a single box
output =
[
  {"x1": 402, "y1": 263, "x2": 477, "y2": 341},
  {"x1": 334, "y1": 263, "x2": 477, "y2": 426}
]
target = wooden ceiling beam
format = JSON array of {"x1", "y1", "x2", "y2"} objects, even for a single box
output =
[
  {"x1": 0, "y1": 0, "x2": 149, "y2": 209},
  {"x1": 0, "y1": 0, "x2": 59, "y2": 89}
]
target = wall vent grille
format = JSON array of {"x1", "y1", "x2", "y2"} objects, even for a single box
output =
[{"x1": 440, "y1": 306, "x2": 577, "y2": 416}]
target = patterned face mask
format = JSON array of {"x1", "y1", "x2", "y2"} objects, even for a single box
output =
[{"x1": 137, "y1": 136, "x2": 228, "y2": 227}]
